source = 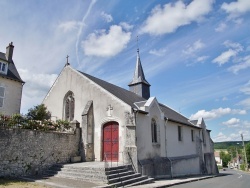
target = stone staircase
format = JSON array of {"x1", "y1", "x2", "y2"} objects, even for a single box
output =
[{"x1": 44, "y1": 162, "x2": 154, "y2": 187}]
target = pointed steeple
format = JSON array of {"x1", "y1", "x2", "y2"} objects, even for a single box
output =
[{"x1": 128, "y1": 48, "x2": 150, "y2": 99}]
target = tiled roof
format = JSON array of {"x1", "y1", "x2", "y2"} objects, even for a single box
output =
[
  {"x1": 0, "y1": 52, "x2": 24, "y2": 83},
  {"x1": 79, "y1": 71, "x2": 198, "y2": 128}
]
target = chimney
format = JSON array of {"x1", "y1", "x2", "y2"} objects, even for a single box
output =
[{"x1": 6, "y1": 42, "x2": 14, "y2": 62}]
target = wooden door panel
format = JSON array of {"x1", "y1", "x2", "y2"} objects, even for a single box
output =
[{"x1": 103, "y1": 122, "x2": 119, "y2": 161}]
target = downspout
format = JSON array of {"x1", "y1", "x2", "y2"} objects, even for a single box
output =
[
  {"x1": 165, "y1": 117, "x2": 173, "y2": 179},
  {"x1": 132, "y1": 108, "x2": 140, "y2": 172}
]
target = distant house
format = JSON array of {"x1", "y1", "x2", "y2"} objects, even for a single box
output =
[
  {"x1": 214, "y1": 151, "x2": 223, "y2": 166},
  {"x1": 43, "y1": 49, "x2": 218, "y2": 177},
  {"x1": 0, "y1": 42, "x2": 24, "y2": 115}
]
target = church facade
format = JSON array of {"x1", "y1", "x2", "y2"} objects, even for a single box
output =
[{"x1": 43, "y1": 50, "x2": 218, "y2": 178}]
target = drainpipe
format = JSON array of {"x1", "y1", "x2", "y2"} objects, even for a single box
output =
[{"x1": 164, "y1": 117, "x2": 168, "y2": 157}]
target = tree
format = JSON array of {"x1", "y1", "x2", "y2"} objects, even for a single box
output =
[
  {"x1": 246, "y1": 142, "x2": 250, "y2": 164},
  {"x1": 26, "y1": 104, "x2": 51, "y2": 121},
  {"x1": 220, "y1": 151, "x2": 231, "y2": 167}
]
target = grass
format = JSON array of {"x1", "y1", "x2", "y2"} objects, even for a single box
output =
[{"x1": 0, "y1": 178, "x2": 49, "y2": 188}]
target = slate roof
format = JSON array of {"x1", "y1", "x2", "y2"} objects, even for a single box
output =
[
  {"x1": 79, "y1": 71, "x2": 197, "y2": 128},
  {"x1": 128, "y1": 50, "x2": 150, "y2": 86},
  {"x1": 0, "y1": 52, "x2": 24, "y2": 83}
]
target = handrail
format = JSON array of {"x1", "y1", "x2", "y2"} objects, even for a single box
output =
[
  {"x1": 127, "y1": 152, "x2": 137, "y2": 173},
  {"x1": 138, "y1": 159, "x2": 143, "y2": 174}
]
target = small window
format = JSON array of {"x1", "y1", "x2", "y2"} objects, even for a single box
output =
[
  {"x1": 64, "y1": 91, "x2": 75, "y2": 121},
  {"x1": 0, "y1": 87, "x2": 5, "y2": 108},
  {"x1": 178, "y1": 126, "x2": 182, "y2": 141},
  {"x1": 191, "y1": 130, "x2": 194, "y2": 142},
  {"x1": 151, "y1": 119, "x2": 157, "y2": 143},
  {"x1": 0, "y1": 62, "x2": 7, "y2": 74}
]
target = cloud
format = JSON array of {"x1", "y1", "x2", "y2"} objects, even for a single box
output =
[
  {"x1": 215, "y1": 22, "x2": 227, "y2": 32},
  {"x1": 222, "y1": 118, "x2": 240, "y2": 127},
  {"x1": 149, "y1": 48, "x2": 167, "y2": 56},
  {"x1": 82, "y1": 25, "x2": 131, "y2": 57},
  {"x1": 243, "y1": 120, "x2": 250, "y2": 128},
  {"x1": 213, "y1": 132, "x2": 232, "y2": 142},
  {"x1": 119, "y1": 22, "x2": 133, "y2": 31},
  {"x1": 140, "y1": 0, "x2": 214, "y2": 35},
  {"x1": 196, "y1": 56, "x2": 209, "y2": 62},
  {"x1": 221, "y1": 0, "x2": 250, "y2": 18},
  {"x1": 101, "y1": 12, "x2": 113, "y2": 23},
  {"x1": 183, "y1": 40, "x2": 205, "y2": 55},
  {"x1": 228, "y1": 55, "x2": 250, "y2": 74},
  {"x1": 212, "y1": 41, "x2": 243, "y2": 66},
  {"x1": 238, "y1": 97, "x2": 250, "y2": 109},
  {"x1": 190, "y1": 107, "x2": 247, "y2": 120},
  {"x1": 240, "y1": 80, "x2": 250, "y2": 95},
  {"x1": 212, "y1": 49, "x2": 237, "y2": 66},
  {"x1": 58, "y1": 21, "x2": 83, "y2": 32},
  {"x1": 213, "y1": 131, "x2": 250, "y2": 142},
  {"x1": 19, "y1": 69, "x2": 58, "y2": 113}
]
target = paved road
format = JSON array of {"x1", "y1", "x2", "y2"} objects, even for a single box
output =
[{"x1": 172, "y1": 169, "x2": 250, "y2": 188}]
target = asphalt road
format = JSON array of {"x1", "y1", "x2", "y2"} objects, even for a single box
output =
[{"x1": 172, "y1": 169, "x2": 250, "y2": 188}]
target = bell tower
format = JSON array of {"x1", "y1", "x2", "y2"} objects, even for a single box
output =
[{"x1": 128, "y1": 48, "x2": 150, "y2": 99}]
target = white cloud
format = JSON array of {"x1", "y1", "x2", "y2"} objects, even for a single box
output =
[
  {"x1": 221, "y1": 0, "x2": 250, "y2": 18},
  {"x1": 222, "y1": 118, "x2": 240, "y2": 127},
  {"x1": 240, "y1": 80, "x2": 250, "y2": 95},
  {"x1": 215, "y1": 22, "x2": 227, "y2": 32},
  {"x1": 183, "y1": 40, "x2": 205, "y2": 55},
  {"x1": 213, "y1": 132, "x2": 232, "y2": 142},
  {"x1": 149, "y1": 48, "x2": 167, "y2": 56},
  {"x1": 228, "y1": 55, "x2": 250, "y2": 74},
  {"x1": 196, "y1": 56, "x2": 209, "y2": 62},
  {"x1": 101, "y1": 12, "x2": 113, "y2": 23},
  {"x1": 212, "y1": 49, "x2": 237, "y2": 65},
  {"x1": 19, "y1": 69, "x2": 58, "y2": 113},
  {"x1": 58, "y1": 21, "x2": 83, "y2": 32},
  {"x1": 190, "y1": 107, "x2": 247, "y2": 120},
  {"x1": 243, "y1": 121, "x2": 250, "y2": 128},
  {"x1": 119, "y1": 22, "x2": 133, "y2": 31},
  {"x1": 223, "y1": 40, "x2": 243, "y2": 51},
  {"x1": 140, "y1": 0, "x2": 214, "y2": 35},
  {"x1": 212, "y1": 41, "x2": 243, "y2": 66},
  {"x1": 238, "y1": 97, "x2": 250, "y2": 109},
  {"x1": 82, "y1": 25, "x2": 131, "y2": 57},
  {"x1": 213, "y1": 131, "x2": 250, "y2": 142}
]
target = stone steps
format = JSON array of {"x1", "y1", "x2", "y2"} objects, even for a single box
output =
[{"x1": 44, "y1": 163, "x2": 154, "y2": 187}]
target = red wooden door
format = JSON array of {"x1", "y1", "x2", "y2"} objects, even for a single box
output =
[{"x1": 103, "y1": 122, "x2": 119, "y2": 161}]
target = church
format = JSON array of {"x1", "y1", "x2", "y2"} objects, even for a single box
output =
[{"x1": 43, "y1": 49, "x2": 218, "y2": 178}]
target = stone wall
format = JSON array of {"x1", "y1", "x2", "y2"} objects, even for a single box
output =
[{"x1": 0, "y1": 127, "x2": 80, "y2": 177}]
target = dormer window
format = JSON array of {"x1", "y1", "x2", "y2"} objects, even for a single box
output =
[{"x1": 0, "y1": 62, "x2": 8, "y2": 74}]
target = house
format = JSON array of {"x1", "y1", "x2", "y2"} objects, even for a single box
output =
[
  {"x1": 0, "y1": 42, "x2": 24, "y2": 116},
  {"x1": 43, "y1": 49, "x2": 218, "y2": 177},
  {"x1": 214, "y1": 151, "x2": 223, "y2": 167}
]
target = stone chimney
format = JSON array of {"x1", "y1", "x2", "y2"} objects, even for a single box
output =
[{"x1": 6, "y1": 42, "x2": 14, "y2": 62}]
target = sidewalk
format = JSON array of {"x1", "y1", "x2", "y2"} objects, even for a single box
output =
[
  {"x1": 132, "y1": 174, "x2": 219, "y2": 188},
  {"x1": 20, "y1": 174, "x2": 220, "y2": 188}
]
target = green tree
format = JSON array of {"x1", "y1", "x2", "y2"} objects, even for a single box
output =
[
  {"x1": 26, "y1": 104, "x2": 51, "y2": 121},
  {"x1": 220, "y1": 151, "x2": 231, "y2": 167},
  {"x1": 246, "y1": 142, "x2": 250, "y2": 164}
]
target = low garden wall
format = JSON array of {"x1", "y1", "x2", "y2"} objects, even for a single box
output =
[{"x1": 0, "y1": 126, "x2": 80, "y2": 177}]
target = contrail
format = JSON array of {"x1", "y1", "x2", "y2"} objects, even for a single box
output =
[{"x1": 76, "y1": 0, "x2": 97, "y2": 66}]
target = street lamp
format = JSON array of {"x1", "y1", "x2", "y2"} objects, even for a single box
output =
[{"x1": 241, "y1": 134, "x2": 248, "y2": 171}]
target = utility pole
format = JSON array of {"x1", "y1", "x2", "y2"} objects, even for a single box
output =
[{"x1": 241, "y1": 134, "x2": 248, "y2": 171}]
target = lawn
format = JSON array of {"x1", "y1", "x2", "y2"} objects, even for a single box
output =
[{"x1": 0, "y1": 178, "x2": 49, "y2": 188}]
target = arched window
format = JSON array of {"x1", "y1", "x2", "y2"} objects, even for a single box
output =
[
  {"x1": 151, "y1": 119, "x2": 157, "y2": 143},
  {"x1": 64, "y1": 91, "x2": 74, "y2": 121}
]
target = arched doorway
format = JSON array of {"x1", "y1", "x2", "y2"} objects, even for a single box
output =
[{"x1": 102, "y1": 121, "x2": 119, "y2": 162}]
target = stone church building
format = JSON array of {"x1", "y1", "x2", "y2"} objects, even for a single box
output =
[{"x1": 43, "y1": 50, "x2": 218, "y2": 178}]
